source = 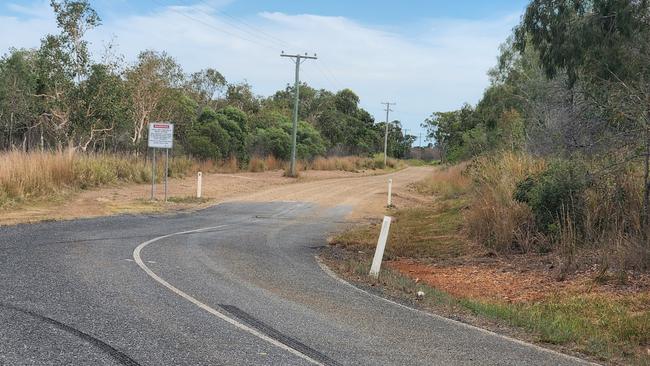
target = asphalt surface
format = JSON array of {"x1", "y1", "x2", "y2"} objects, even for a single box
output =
[{"x1": 0, "y1": 201, "x2": 593, "y2": 365}]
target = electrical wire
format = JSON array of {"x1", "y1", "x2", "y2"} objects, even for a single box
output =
[
  {"x1": 149, "y1": 0, "x2": 345, "y2": 92},
  {"x1": 149, "y1": 0, "x2": 278, "y2": 51}
]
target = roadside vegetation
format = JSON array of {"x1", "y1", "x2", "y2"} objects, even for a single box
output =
[
  {"x1": 328, "y1": 163, "x2": 650, "y2": 364},
  {"x1": 0, "y1": 149, "x2": 405, "y2": 208},
  {"x1": 0, "y1": 150, "x2": 194, "y2": 207},
  {"x1": 329, "y1": 4, "x2": 650, "y2": 361}
]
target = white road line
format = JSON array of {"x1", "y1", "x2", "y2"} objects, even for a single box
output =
[
  {"x1": 314, "y1": 256, "x2": 599, "y2": 366},
  {"x1": 133, "y1": 226, "x2": 324, "y2": 366}
]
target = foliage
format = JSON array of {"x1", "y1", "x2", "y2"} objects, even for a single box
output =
[
  {"x1": 0, "y1": 1, "x2": 415, "y2": 163},
  {"x1": 187, "y1": 107, "x2": 249, "y2": 163},
  {"x1": 514, "y1": 160, "x2": 589, "y2": 235},
  {"x1": 514, "y1": 0, "x2": 650, "y2": 233},
  {"x1": 250, "y1": 127, "x2": 291, "y2": 160}
]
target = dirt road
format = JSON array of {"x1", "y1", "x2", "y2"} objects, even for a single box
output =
[
  {"x1": 234, "y1": 166, "x2": 434, "y2": 220},
  {"x1": 0, "y1": 167, "x2": 434, "y2": 225}
]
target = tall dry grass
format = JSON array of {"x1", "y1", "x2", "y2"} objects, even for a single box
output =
[
  {"x1": 0, "y1": 150, "x2": 76, "y2": 204},
  {"x1": 309, "y1": 155, "x2": 402, "y2": 172},
  {"x1": 464, "y1": 152, "x2": 547, "y2": 253},
  {"x1": 413, "y1": 164, "x2": 471, "y2": 199},
  {"x1": 582, "y1": 166, "x2": 649, "y2": 271},
  {"x1": 0, "y1": 151, "x2": 407, "y2": 207},
  {"x1": 0, "y1": 150, "x2": 196, "y2": 207},
  {"x1": 245, "y1": 154, "x2": 405, "y2": 176},
  {"x1": 248, "y1": 155, "x2": 283, "y2": 172},
  {"x1": 458, "y1": 151, "x2": 648, "y2": 270},
  {"x1": 310, "y1": 156, "x2": 360, "y2": 171}
]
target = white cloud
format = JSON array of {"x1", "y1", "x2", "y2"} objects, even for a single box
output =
[{"x1": 0, "y1": 1, "x2": 520, "y2": 134}]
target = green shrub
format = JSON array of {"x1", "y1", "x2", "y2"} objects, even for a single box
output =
[
  {"x1": 289, "y1": 121, "x2": 327, "y2": 160},
  {"x1": 514, "y1": 159, "x2": 588, "y2": 234},
  {"x1": 249, "y1": 127, "x2": 291, "y2": 160},
  {"x1": 186, "y1": 106, "x2": 250, "y2": 164}
]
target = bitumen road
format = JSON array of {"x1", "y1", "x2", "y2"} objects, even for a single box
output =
[{"x1": 0, "y1": 201, "x2": 593, "y2": 365}]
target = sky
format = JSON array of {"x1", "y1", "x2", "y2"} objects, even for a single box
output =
[{"x1": 0, "y1": 0, "x2": 529, "y2": 141}]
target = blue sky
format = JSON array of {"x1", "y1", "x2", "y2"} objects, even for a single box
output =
[
  {"x1": 0, "y1": 0, "x2": 528, "y2": 140},
  {"x1": 79, "y1": 0, "x2": 528, "y2": 23}
]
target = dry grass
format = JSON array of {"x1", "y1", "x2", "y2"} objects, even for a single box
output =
[
  {"x1": 0, "y1": 151, "x2": 408, "y2": 207},
  {"x1": 248, "y1": 155, "x2": 283, "y2": 172},
  {"x1": 276, "y1": 155, "x2": 404, "y2": 177},
  {"x1": 216, "y1": 156, "x2": 239, "y2": 173},
  {"x1": 248, "y1": 155, "x2": 404, "y2": 175},
  {"x1": 0, "y1": 150, "x2": 77, "y2": 204},
  {"x1": 332, "y1": 163, "x2": 471, "y2": 260},
  {"x1": 462, "y1": 151, "x2": 649, "y2": 269},
  {"x1": 412, "y1": 164, "x2": 471, "y2": 199},
  {"x1": 0, "y1": 150, "x2": 196, "y2": 207},
  {"x1": 309, "y1": 155, "x2": 403, "y2": 172},
  {"x1": 464, "y1": 152, "x2": 547, "y2": 253},
  {"x1": 333, "y1": 199, "x2": 469, "y2": 260},
  {"x1": 582, "y1": 166, "x2": 650, "y2": 271},
  {"x1": 310, "y1": 156, "x2": 361, "y2": 171}
]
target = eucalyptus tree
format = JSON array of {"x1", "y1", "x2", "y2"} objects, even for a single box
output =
[
  {"x1": 0, "y1": 50, "x2": 39, "y2": 150},
  {"x1": 125, "y1": 50, "x2": 184, "y2": 150},
  {"x1": 516, "y1": 0, "x2": 650, "y2": 230}
]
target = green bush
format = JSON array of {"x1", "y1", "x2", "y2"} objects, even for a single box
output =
[
  {"x1": 514, "y1": 159, "x2": 588, "y2": 234},
  {"x1": 186, "y1": 107, "x2": 249, "y2": 164},
  {"x1": 291, "y1": 121, "x2": 326, "y2": 160},
  {"x1": 187, "y1": 134, "x2": 221, "y2": 161},
  {"x1": 249, "y1": 127, "x2": 291, "y2": 160}
]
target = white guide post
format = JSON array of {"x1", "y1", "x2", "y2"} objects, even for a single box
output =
[
  {"x1": 197, "y1": 172, "x2": 203, "y2": 198},
  {"x1": 387, "y1": 179, "x2": 393, "y2": 207},
  {"x1": 369, "y1": 216, "x2": 392, "y2": 279}
]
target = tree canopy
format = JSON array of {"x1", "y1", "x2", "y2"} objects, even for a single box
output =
[{"x1": 0, "y1": 0, "x2": 413, "y2": 161}]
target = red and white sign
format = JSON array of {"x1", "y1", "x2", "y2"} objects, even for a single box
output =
[{"x1": 148, "y1": 123, "x2": 174, "y2": 149}]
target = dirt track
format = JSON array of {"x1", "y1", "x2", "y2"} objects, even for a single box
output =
[
  {"x1": 0, "y1": 166, "x2": 434, "y2": 226},
  {"x1": 234, "y1": 166, "x2": 434, "y2": 220}
]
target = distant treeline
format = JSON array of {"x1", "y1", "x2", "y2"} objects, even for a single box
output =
[{"x1": 0, "y1": 0, "x2": 415, "y2": 163}]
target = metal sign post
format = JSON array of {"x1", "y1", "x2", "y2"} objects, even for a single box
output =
[
  {"x1": 151, "y1": 148, "x2": 156, "y2": 200},
  {"x1": 164, "y1": 149, "x2": 169, "y2": 202},
  {"x1": 148, "y1": 123, "x2": 174, "y2": 202}
]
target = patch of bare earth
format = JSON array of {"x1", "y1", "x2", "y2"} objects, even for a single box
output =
[
  {"x1": 387, "y1": 255, "x2": 650, "y2": 304},
  {"x1": 0, "y1": 167, "x2": 435, "y2": 226}
]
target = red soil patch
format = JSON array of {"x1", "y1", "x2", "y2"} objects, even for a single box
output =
[{"x1": 387, "y1": 256, "x2": 650, "y2": 304}]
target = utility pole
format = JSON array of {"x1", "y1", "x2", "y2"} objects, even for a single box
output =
[
  {"x1": 381, "y1": 102, "x2": 395, "y2": 166},
  {"x1": 419, "y1": 132, "x2": 422, "y2": 148},
  {"x1": 281, "y1": 51, "x2": 317, "y2": 177}
]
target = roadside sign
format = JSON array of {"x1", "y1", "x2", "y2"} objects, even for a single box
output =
[
  {"x1": 148, "y1": 122, "x2": 174, "y2": 202},
  {"x1": 148, "y1": 123, "x2": 174, "y2": 149}
]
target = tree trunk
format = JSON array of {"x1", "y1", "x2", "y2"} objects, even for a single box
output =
[
  {"x1": 9, "y1": 112, "x2": 14, "y2": 149},
  {"x1": 642, "y1": 129, "x2": 650, "y2": 239}
]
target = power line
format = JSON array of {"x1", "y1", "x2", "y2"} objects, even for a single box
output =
[
  {"x1": 214, "y1": 8, "x2": 295, "y2": 49},
  {"x1": 317, "y1": 63, "x2": 344, "y2": 91},
  {"x1": 149, "y1": 0, "x2": 278, "y2": 51},
  {"x1": 161, "y1": 1, "x2": 346, "y2": 92},
  {"x1": 150, "y1": 1, "x2": 346, "y2": 96},
  {"x1": 194, "y1": 1, "x2": 293, "y2": 49},
  {"x1": 313, "y1": 62, "x2": 339, "y2": 91}
]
